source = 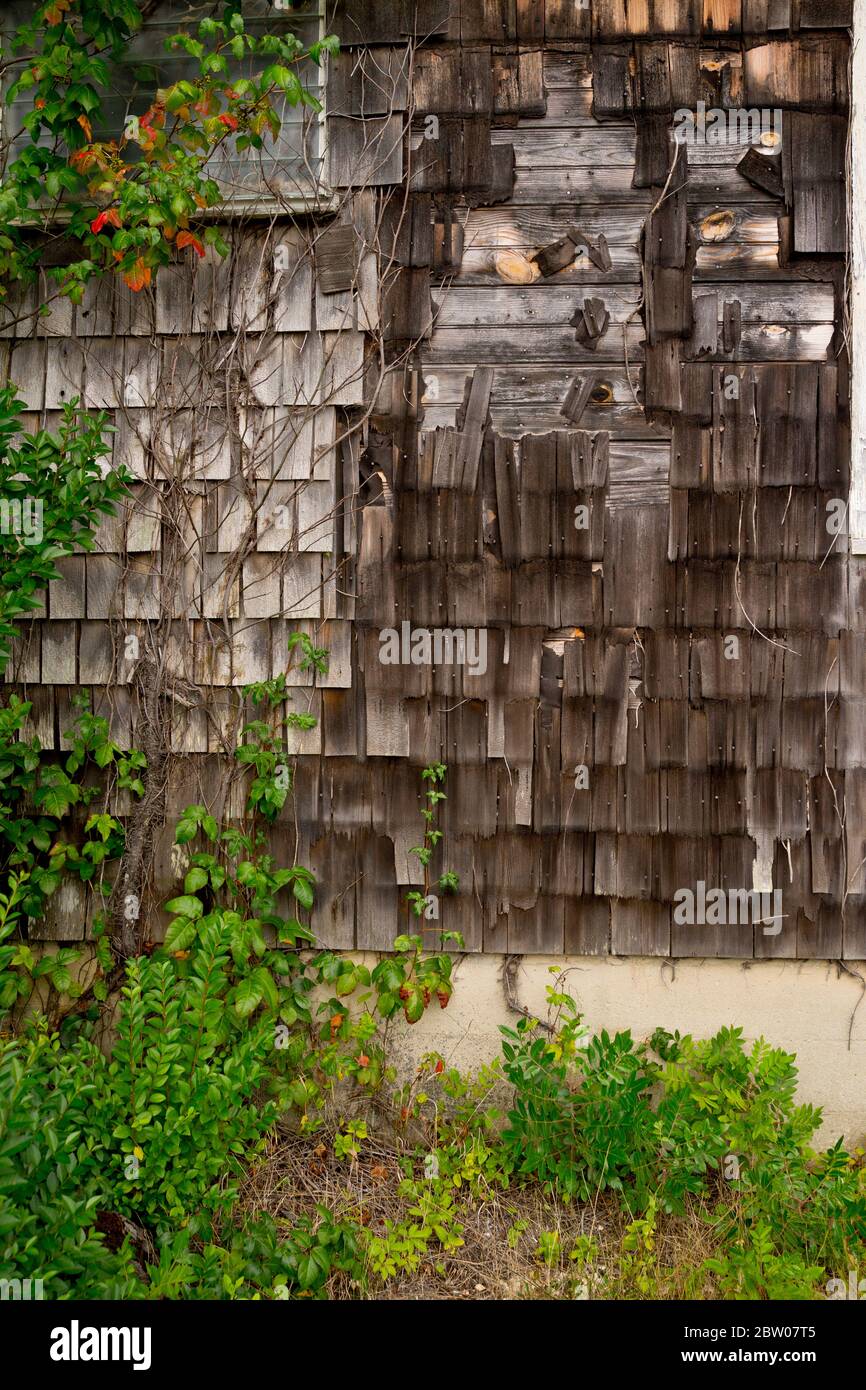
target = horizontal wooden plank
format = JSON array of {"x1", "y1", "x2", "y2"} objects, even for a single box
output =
[
  {"x1": 431, "y1": 283, "x2": 833, "y2": 328},
  {"x1": 543, "y1": 51, "x2": 592, "y2": 89},
  {"x1": 421, "y1": 363, "x2": 642, "y2": 406},
  {"x1": 464, "y1": 204, "x2": 649, "y2": 246},
  {"x1": 425, "y1": 322, "x2": 833, "y2": 363},
  {"x1": 704, "y1": 322, "x2": 835, "y2": 359},
  {"x1": 425, "y1": 323, "x2": 646, "y2": 363},
  {"x1": 464, "y1": 203, "x2": 778, "y2": 250},
  {"x1": 432, "y1": 283, "x2": 642, "y2": 327},
  {"x1": 456, "y1": 244, "x2": 642, "y2": 283},
  {"x1": 690, "y1": 204, "x2": 780, "y2": 243},
  {"x1": 694, "y1": 242, "x2": 783, "y2": 278},
  {"x1": 608, "y1": 441, "x2": 670, "y2": 508},
  {"x1": 511, "y1": 164, "x2": 778, "y2": 203},
  {"x1": 455, "y1": 242, "x2": 790, "y2": 285},
  {"x1": 544, "y1": 86, "x2": 596, "y2": 124},
  {"x1": 497, "y1": 126, "x2": 638, "y2": 167},
  {"x1": 420, "y1": 365, "x2": 662, "y2": 437},
  {"x1": 494, "y1": 126, "x2": 777, "y2": 167},
  {"x1": 422, "y1": 401, "x2": 664, "y2": 439}
]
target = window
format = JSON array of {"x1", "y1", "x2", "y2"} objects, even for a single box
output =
[{"x1": 1, "y1": 0, "x2": 327, "y2": 211}]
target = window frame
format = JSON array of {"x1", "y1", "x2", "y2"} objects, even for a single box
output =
[{"x1": 0, "y1": 0, "x2": 335, "y2": 221}]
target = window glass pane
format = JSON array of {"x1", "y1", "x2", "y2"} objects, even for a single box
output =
[{"x1": 2, "y1": 1, "x2": 324, "y2": 200}]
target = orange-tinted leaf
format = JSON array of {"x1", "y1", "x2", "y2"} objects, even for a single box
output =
[
  {"x1": 123, "y1": 258, "x2": 152, "y2": 293},
  {"x1": 77, "y1": 114, "x2": 92, "y2": 140},
  {"x1": 176, "y1": 230, "x2": 205, "y2": 258},
  {"x1": 44, "y1": 0, "x2": 71, "y2": 24},
  {"x1": 140, "y1": 103, "x2": 165, "y2": 130}
]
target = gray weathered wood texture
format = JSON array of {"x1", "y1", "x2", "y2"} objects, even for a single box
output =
[{"x1": 6, "y1": 0, "x2": 858, "y2": 957}]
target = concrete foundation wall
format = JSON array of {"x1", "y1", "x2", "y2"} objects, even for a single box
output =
[{"x1": 386, "y1": 956, "x2": 866, "y2": 1147}]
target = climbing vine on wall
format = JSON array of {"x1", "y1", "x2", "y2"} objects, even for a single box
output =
[{"x1": 0, "y1": 0, "x2": 445, "y2": 968}]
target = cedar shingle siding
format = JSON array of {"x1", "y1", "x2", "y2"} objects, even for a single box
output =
[{"x1": 4, "y1": 0, "x2": 857, "y2": 957}]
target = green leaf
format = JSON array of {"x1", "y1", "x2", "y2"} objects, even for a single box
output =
[
  {"x1": 49, "y1": 965, "x2": 73, "y2": 994},
  {"x1": 233, "y1": 976, "x2": 263, "y2": 1018},
  {"x1": 163, "y1": 917, "x2": 197, "y2": 953},
  {"x1": 292, "y1": 877, "x2": 314, "y2": 911},
  {"x1": 251, "y1": 966, "x2": 279, "y2": 1012},
  {"x1": 164, "y1": 894, "x2": 203, "y2": 919},
  {"x1": 404, "y1": 987, "x2": 425, "y2": 1024}
]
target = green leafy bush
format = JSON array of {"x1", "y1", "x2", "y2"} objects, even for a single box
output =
[
  {"x1": 0, "y1": 1028, "x2": 141, "y2": 1298},
  {"x1": 493, "y1": 991, "x2": 866, "y2": 1297},
  {"x1": 146, "y1": 1211, "x2": 361, "y2": 1301},
  {"x1": 0, "y1": 788, "x2": 462, "y2": 1295},
  {"x1": 499, "y1": 993, "x2": 656, "y2": 1200},
  {"x1": 76, "y1": 942, "x2": 280, "y2": 1234},
  {"x1": 0, "y1": 1018, "x2": 363, "y2": 1299},
  {"x1": 703, "y1": 1222, "x2": 825, "y2": 1301}
]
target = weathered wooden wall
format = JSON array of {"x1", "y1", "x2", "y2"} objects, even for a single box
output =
[{"x1": 3, "y1": 0, "x2": 859, "y2": 958}]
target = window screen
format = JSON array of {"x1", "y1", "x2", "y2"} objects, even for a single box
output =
[{"x1": 2, "y1": 1, "x2": 325, "y2": 205}]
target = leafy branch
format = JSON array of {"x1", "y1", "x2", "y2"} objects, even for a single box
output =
[
  {"x1": 406, "y1": 763, "x2": 461, "y2": 931},
  {"x1": 0, "y1": 0, "x2": 338, "y2": 301}
]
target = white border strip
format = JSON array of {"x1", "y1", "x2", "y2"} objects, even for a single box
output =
[{"x1": 850, "y1": 3, "x2": 866, "y2": 550}]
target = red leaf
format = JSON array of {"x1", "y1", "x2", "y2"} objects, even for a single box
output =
[
  {"x1": 140, "y1": 104, "x2": 165, "y2": 131},
  {"x1": 176, "y1": 230, "x2": 205, "y2": 258},
  {"x1": 218, "y1": 113, "x2": 239, "y2": 131},
  {"x1": 90, "y1": 208, "x2": 121, "y2": 235}
]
